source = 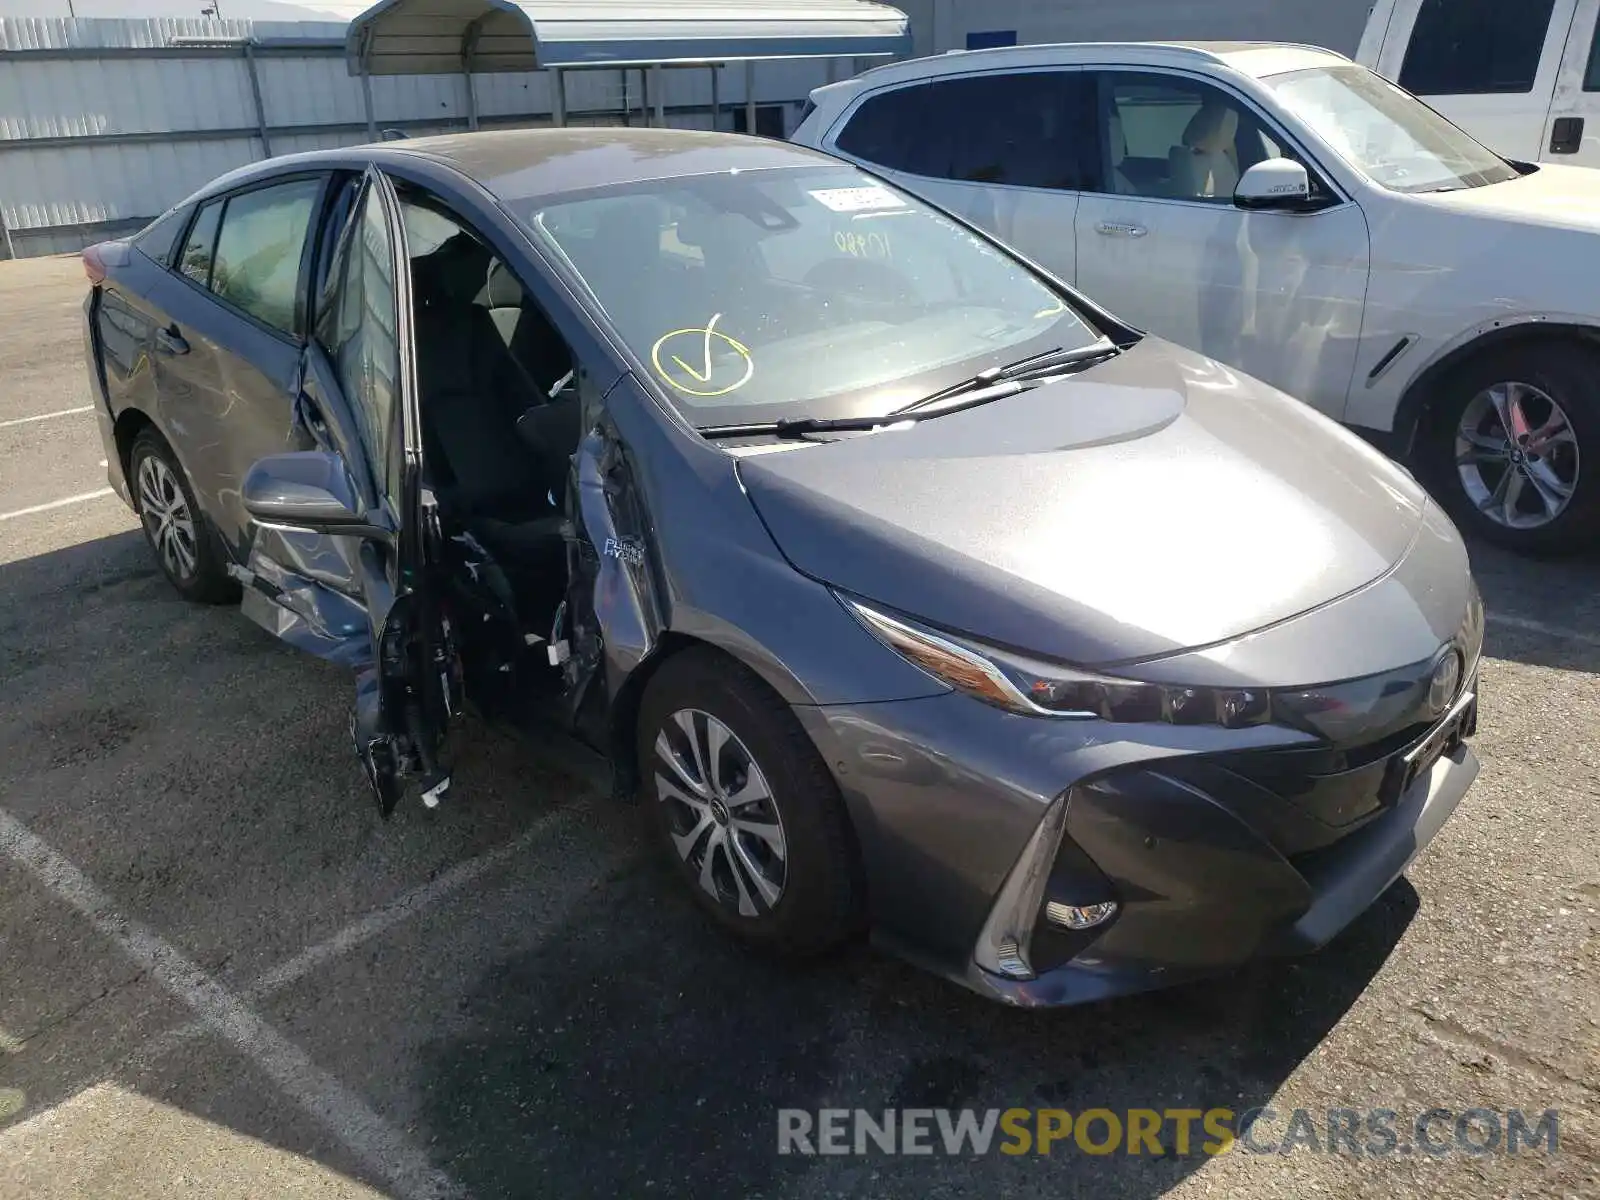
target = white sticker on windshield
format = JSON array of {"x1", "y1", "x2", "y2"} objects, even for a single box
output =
[{"x1": 808, "y1": 185, "x2": 906, "y2": 213}]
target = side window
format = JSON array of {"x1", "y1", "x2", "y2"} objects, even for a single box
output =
[
  {"x1": 1585, "y1": 15, "x2": 1600, "y2": 92},
  {"x1": 833, "y1": 83, "x2": 948, "y2": 176},
  {"x1": 209, "y1": 177, "x2": 323, "y2": 334},
  {"x1": 1398, "y1": 0, "x2": 1559, "y2": 96},
  {"x1": 318, "y1": 183, "x2": 402, "y2": 502},
  {"x1": 178, "y1": 199, "x2": 223, "y2": 287},
  {"x1": 1095, "y1": 72, "x2": 1280, "y2": 203},
  {"x1": 133, "y1": 206, "x2": 188, "y2": 267},
  {"x1": 940, "y1": 71, "x2": 1089, "y2": 190}
]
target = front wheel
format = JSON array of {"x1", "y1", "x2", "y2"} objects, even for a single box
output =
[
  {"x1": 636, "y1": 647, "x2": 864, "y2": 957},
  {"x1": 1423, "y1": 341, "x2": 1600, "y2": 556}
]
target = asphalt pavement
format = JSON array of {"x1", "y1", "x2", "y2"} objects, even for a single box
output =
[{"x1": 0, "y1": 253, "x2": 1595, "y2": 1199}]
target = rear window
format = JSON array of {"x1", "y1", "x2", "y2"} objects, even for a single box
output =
[{"x1": 1398, "y1": 0, "x2": 1558, "y2": 96}]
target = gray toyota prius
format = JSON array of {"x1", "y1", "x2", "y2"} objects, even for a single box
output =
[{"x1": 82, "y1": 127, "x2": 1482, "y2": 1006}]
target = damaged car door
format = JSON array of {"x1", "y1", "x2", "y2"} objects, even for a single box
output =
[{"x1": 236, "y1": 165, "x2": 460, "y2": 816}]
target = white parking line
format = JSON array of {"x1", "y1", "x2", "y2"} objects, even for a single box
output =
[
  {"x1": 1487, "y1": 611, "x2": 1600, "y2": 649},
  {"x1": 0, "y1": 405, "x2": 94, "y2": 429},
  {"x1": 0, "y1": 488, "x2": 114, "y2": 523},
  {"x1": 249, "y1": 804, "x2": 584, "y2": 996},
  {"x1": 0, "y1": 807, "x2": 464, "y2": 1200},
  {"x1": 141, "y1": 802, "x2": 614, "y2": 1061}
]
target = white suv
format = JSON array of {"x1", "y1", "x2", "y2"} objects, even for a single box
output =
[{"x1": 794, "y1": 41, "x2": 1600, "y2": 555}]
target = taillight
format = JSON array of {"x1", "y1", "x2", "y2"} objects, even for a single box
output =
[{"x1": 82, "y1": 244, "x2": 107, "y2": 284}]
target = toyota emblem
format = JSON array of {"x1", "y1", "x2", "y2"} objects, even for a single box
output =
[{"x1": 1428, "y1": 648, "x2": 1463, "y2": 715}]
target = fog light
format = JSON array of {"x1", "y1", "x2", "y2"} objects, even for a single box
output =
[{"x1": 1045, "y1": 900, "x2": 1118, "y2": 930}]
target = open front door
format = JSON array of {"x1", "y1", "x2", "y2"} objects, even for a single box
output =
[{"x1": 237, "y1": 165, "x2": 460, "y2": 817}]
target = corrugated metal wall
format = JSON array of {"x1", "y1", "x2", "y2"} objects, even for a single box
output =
[{"x1": 0, "y1": 16, "x2": 837, "y2": 258}]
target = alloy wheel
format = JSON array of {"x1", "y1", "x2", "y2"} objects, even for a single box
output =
[
  {"x1": 1455, "y1": 381, "x2": 1580, "y2": 530},
  {"x1": 137, "y1": 453, "x2": 199, "y2": 582},
  {"x1": 653, "y1": 708, "x2": 788, "y2": 919}
]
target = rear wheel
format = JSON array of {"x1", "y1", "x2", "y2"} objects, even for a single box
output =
[
  {"x1": 636, "y1": 647, "x2": 864, "y2": 957},
  {"x1": 129, "y1": 428, "x2": 238, "y2": 603},
  {"x1": 1423, "y1": 341, "x2": 1600, "y2": 556}
]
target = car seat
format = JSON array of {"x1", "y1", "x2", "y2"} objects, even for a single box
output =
[
  {"x1": 1169, "y1": 103, "x2": 1241, "y2": 200},
  {"x1": 412, "y1": 232, "x2": 567, "y2": 621}
]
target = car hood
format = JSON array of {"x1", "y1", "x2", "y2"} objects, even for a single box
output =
[
  {"x1": 738, "y1": 338, "x2": 1429, "y2": 667},
  {"x1": 1419, "y1": 162, "x2": 1600, "y2": 233}
]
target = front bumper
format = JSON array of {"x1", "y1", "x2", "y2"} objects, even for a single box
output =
[
  {"x1": 966, "y1": 736, "x2": 1478, "y2": 1007},
  {"x1": 796, "y1": 675, "x2": 1480, "y2": 1008}
]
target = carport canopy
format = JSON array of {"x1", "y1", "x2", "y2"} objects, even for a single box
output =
[{"x1": 338, "y1": 0, "x2": 912, "y2": 75}]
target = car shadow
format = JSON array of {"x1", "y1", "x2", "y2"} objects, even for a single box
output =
[{"x1": 413, "y1": 851, "x2": 1418, "y2": 1199}]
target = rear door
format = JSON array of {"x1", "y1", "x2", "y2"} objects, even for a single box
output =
[
  {"x1": 155, "y1": 174, "x2": 328, "y2": 558},
  {"x1": 1543, "y1": 0, "x2": 1600, "y2": 164},
  {"x1": 1370, "y1": 0, "x2": 1575, "y2": 162},
  {"x1": 825, "y1": 70, "x2": 1092, "y2": 283},
  {"x1": 238, "y1": 166, "x2": 460, "y2": 815},
  {"x1": 1071, "y1": 68, "x2": 1371, "y2": 420}
]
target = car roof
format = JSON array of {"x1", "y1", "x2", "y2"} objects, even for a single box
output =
[
  {"x1": 836, "y1": 39, "x2": 1349, "y2": 88},
  {"x1": 186, "y1": 127, "x2": 842, "y2": 209}
]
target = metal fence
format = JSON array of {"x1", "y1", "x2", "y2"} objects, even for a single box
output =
[{"x1": 0, "y1": 16, "x2": 844, "y2": 259}]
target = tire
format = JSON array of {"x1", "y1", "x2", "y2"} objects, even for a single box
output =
[
  {"x1": 1420, "y1": 340, "x2": 1600, "y2": 556},
  {"x1": 636, "y1": 647, "x2": 864, "y2": 957},
  {"x1": 129, "y1": 428, "x2": 239, "y2": 604}
]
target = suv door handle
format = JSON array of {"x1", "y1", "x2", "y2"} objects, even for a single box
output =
[
  {"x1": 155, "y1": 325, "x2": 189, "y2": 355},
  {"x1": 1096, "y1": 221, "x2": 1148, "y2": 238},
  {"x1": 1550, "y1": 116, "x2": 1584, "y2": 155}
]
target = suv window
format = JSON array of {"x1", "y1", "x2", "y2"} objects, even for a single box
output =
[
  {"x1": 318, "y1": 181, "x2": 402, "y2": 501},
  {"x1": 1586, "y1": 15, "x2": 1600, "y2": 92},
  {"x1": 833, "y1": 83, "x2": 945, "y2": 176},
  {"x1": 209, "y1": 177, "x2": 323, "y2": 334},
  {"x1": 943, "y1": 72, "x2": 1088, "y2": 189},
  {"x1": 1095, "y1": 72, "x2": 1287, "y2": 203},
  {"x1": 836, "y1": 73, "x2": 1088, "y2": 190},
  {"x1": 1398, "y1": 0, "x2": 1559, "y2": 96},
  {"x1": 178, "y1": 199, "x2": 222, "y2": 287}
]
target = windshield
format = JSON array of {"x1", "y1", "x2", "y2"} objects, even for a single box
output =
[
  {"x1": 514, "y1": 165, "x2": 1098, "y2": 426},
  {"x1": 1263, "y1": 64, "x2": 1520, "y2": 193}
]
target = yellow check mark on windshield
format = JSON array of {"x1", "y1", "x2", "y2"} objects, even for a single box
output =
[{"x1": 670, "y1": 312, "x2": 722, "y2": 382}]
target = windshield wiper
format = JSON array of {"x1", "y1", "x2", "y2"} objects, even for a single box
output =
[
  {"x1": 698, "y1": 386, "x2": 1022, "y2": 441},
  {"x1": 890, "y1": 338, "x2": 1122, "y2": 416},
  {"x1": 697, "y1": 338, "x2": 1127, "y2": 441}
]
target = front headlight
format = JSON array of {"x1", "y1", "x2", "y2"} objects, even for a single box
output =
[{"x1": 839, "y1": 595, "x2": 1271, "y2": 727}]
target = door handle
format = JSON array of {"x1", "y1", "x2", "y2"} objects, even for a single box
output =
[
  {"x1": 155, "y1": 325, "x2": 189, "y2": 355},
  {"x1": 1550, "y1": 116, "x2": 1584, "y2": 155},
  {"x1": 1096, "y1": 221, "x2": 1148, "y2": 238}
]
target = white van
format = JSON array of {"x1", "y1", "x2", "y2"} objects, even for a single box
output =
[{"x1": 1358, "y1": 0, "x2": 1600, "y2": 166}]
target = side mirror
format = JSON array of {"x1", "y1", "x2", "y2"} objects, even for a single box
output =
[
  {"x1": 243, "y1": 450, "x2": 383, "y2": 537},
  {"x1": 1234, "y1": 158, "x2": 1313, "y2": 211}
]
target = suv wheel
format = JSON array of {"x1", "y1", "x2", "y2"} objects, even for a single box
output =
[{"x1": 1424, "y1": 341, "x2": 1600, "y2": 556}]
